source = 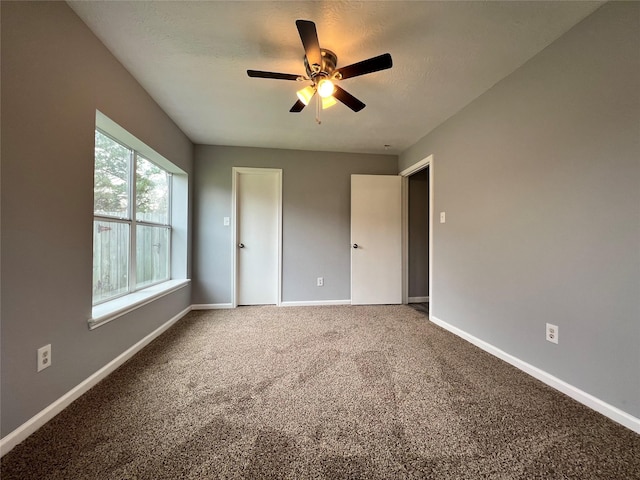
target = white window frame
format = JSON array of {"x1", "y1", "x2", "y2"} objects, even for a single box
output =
[
  {"x1": 90, "y1": 111, "x2": 189, "y2": 329},
  {"x1": 93, "y1": 129, "x2": 173, "y2": 305},
  {"x1": 131, "y1": 156, "x2": 173, "y2": 291}
]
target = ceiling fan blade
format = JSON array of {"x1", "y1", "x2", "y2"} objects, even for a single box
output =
[
  {"x1": 333, "y1": 85, "x2": 366, "y2": 112},
  {"x1": 296, "y1": 20, "x2": 322, "y2": 67},
  {"x1": 289, "y1": 99, "x2": 307, "y2": 113},
  {"x1": 335, "y1": 53, "x2": 393, "y2": 80},
  {"x1": 247, "y1": 70, "x2": 300, "y2": 81}
]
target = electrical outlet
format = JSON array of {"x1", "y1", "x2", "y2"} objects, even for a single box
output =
[
  {"x1": 37, "y1": 344, "x2": 52, "y2": 372},
  {"x1": 317, "y1": 277, "x2": 324, "y2": 287},
  {"x1": 546, "y1": 323, "x2": 559, "y2": 344}
]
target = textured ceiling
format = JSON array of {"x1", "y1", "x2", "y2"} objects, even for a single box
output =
[{"x1": 68, "y1": 1, "x2": 603, "y2": 155}]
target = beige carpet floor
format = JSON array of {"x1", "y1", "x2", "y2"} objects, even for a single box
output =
[{"x1": 2, "y1": 305, "x2": 639, "y2": 479}]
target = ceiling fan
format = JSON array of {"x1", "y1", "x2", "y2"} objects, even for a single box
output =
[{"x1": 247, "y1": 20, "x2": 392, "y2": 115}]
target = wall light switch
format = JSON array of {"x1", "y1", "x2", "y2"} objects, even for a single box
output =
[
  {"x1": 223, "y1": 217, "x2": 230, "y2": 226},
  {"x1": 440, "y1": 212, "x2": 446, "y2": 223}
]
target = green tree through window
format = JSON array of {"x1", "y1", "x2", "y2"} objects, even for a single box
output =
[{"x1": 93, "y1": 130, "x2": 171, "y2": 304}]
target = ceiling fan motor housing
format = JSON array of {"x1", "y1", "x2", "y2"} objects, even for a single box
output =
[{"x1": 305, "y1": 49, "x2": 338, "y2": 81}]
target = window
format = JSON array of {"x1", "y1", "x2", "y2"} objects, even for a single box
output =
[
  {"x1": 93, "y1": 130, "x2": 172, "y2": 305},
  {"x1": 89, "y1": 111, "x2": 188, "y2": 328}
]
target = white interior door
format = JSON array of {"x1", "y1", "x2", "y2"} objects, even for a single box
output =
[
  {"x1": 351, "y1": 174, "x2": 402, "y2": 305},
  {"x1": 235, "y1": 168, "x2": 281, "y2": 306}
]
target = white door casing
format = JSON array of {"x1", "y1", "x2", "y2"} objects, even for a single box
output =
[
  {"x1": 232, "y1": 168, "x2": 282, "y2": 306},
  {"x1": 400, "y1": 154, "x2": 434, "y2": 316},
  {"x1": 351, "y1": 174, "x2": 402, "y2": 305}
]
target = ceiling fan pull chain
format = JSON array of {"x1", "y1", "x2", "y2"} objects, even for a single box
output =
[{"x1": 315, "y1": 94, "x2": 322, "y2": 125}]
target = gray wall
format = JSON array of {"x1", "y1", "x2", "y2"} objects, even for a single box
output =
[
  {"x1": 408, "y1": 167, "x2": 430, "y2": 298},
  {"x1": 400, "y1": 1, "x2": 640, "y2": 417},
  {"x1": 1, "y1": 2, "x2": 194, "y2": 437},
  {"x1": 193, "y1": 146, "x2": 397, "y2": 305}
]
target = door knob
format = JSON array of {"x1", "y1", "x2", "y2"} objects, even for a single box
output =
[
  {"x1": 352, "y1": 244, "x2": 358, "y2": 249},
  {"x1": 238, "y1": 243, "x2": 245, "y2": 248}
]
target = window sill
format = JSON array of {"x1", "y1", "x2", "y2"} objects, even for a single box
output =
[{"x1": 89, "y1": 279, "x2": 191, "y2": 330}]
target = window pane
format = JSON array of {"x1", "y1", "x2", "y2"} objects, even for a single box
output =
[
  {"x1": 94, "y1": 131, "x2": 130, "y2": 218},
  {"x1": 136, "y1": 156, "x2": 169, "y2": 224},
  {"x1": 136, "y1": 225, "x2": 169, "y2": 289},
  {"x1": 93, "y1": 220, "x2": 130, "y2": 304}
]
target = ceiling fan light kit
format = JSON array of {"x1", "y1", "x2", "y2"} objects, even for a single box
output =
[
  {"x1": 247, "y1": 19, "x2": 393, "y2": 123},
  {"x1": 296, "y1": 85, "x2": 316, "y2": 106},
  {"x1": 321, "y1": 95, "x2": 337, "y2": 109},
  {"x1": 317, "y1": 78, "x2": 335, "y2": 98}
]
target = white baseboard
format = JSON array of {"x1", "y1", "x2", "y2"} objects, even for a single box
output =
[
  {"x1": 280, "y1": 299, "x2": 351, "y2": 307},
  {"x1": 408, "y1": 296, "x2": 429, "y2": 303},
  {"x1": 0, "y1": 306, "x2": 192, "y2": 458},
  {"x1": 6, "y1": 306, "x2": 637, "y2": 459},
  {"x1": 430, "y1": 315, "x2": 640, "y2": 434},
  {"x1": 191, "y1": 303, "x2": 233, "y2": 310},
  {"x1": 191, "y1": 301, "x2": 354, "y2": 309}
]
